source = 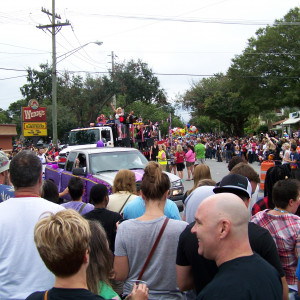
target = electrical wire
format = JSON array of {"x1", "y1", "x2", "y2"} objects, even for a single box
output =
[
  {"x1": 0, "y1": 67, "x2": 27, "y2": 72},
  {"x1": 57, "y1": 31, "x2": 107, "y2": 70},
  {"x1": 0, "y1": 75, "x2": 27, "y2": 80},
  {"x1": 0, "y1": 42, "x2": 50, "y2": 53},
  {"x1": 1, "y1": 66, "x2": 299, "y2": 79},
  {"x1": 68, "y1": 11, "x2": 278, "y2": 26}
]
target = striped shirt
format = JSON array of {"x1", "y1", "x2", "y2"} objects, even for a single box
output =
[{"x1": 251, "y1": 210, "x2": 300, "y2": 285}]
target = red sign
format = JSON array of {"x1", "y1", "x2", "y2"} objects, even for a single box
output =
[{"x1": 22, "y1": 107, "x2": 47, "y2": 122}]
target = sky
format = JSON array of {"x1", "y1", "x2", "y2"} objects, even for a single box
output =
[{"x1": 1, "y1": 0, "x2": 299, "y2": 122}]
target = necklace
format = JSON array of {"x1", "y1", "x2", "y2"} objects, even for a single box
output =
[{"x1": 273, "y1": 207, "x2": 291, "y2": 214}]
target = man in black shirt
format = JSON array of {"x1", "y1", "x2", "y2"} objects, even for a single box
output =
[
  {"x1": 224, "y1": 139, "x2": 233, "y2": 163},
  {"x1": 176, "y1": 174, "x2": 288, "y2": 299},
  {"x1": 84, "y1": 184, "x2": 122, "y2": 252},
  {"x1": 191, "y1": 193, "x2": 282, "y2": 300}
]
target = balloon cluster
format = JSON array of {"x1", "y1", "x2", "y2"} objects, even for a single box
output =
[
  {"x1": 185, "y1": 124, "x2": 198, "y2": 134},
  {"x1": 170, "y1": 125, "x2": 198, "y2": 137}
]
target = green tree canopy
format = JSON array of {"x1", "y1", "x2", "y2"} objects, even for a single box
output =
[
  {"x1": 182, "y1": 75, "x2": 249, "y2": 136},
  {"x1": 12, "y1": 58, "x2": 173, "y2": 140},
  {"x1": 113, "y1": 59, "x2": 167, "y2": 106},
  {"x1": 228, "y1": 7, "x2": 300, "y2": 111}
]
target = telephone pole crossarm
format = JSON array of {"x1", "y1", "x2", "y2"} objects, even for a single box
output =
[{"x1": 36, "y1": 23, "x2": 70, "y2": 29}]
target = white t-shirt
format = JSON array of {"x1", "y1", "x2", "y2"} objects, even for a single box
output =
[
  {"x1": 0, "y1": 197, "x2": 64, "y2": 299},
  {"x1": 37, "y1": 154, "x2": 47, "y2": 173},
  {"x1": 184, "y1": 186, "x2": 215, "y2": 224},
  {"x1": 107, "y1": 191, "x2": 136, "y2": 214}
]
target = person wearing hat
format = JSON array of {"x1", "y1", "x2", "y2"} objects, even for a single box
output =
[
  {"x1": 176, "y1": 174, "x2": 288, "y2": 300},
  {"x1": 0, "y1": 151, "x2": 14, "y2": 202}
]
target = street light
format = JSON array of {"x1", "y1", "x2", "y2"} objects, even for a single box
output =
[
  {"x1": 52, "y1": 41, "x2": 103, "y2": 147},
  {"x1": 56, "y1": 41, "x2": 103, "y2": 64}
]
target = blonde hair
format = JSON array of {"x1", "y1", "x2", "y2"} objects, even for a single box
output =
[
  {"x1": 194, "y1": 164, "x2": 212, "y2": 182},
  {"x1": 176, "y1": 144, "x2": 183, "y2": 153},
  {"x1": 187, "y1": 164, "x2": 212, "y2": 196},
  {"x1": 112, "y1": 169, "x2": 137, "y2": 194},
  {"x1": 34, "y1": 209, "x2": 90, "y2": 277},
  {"x1": 116, "y1": 107, "x2": 122, "y2": 114}
]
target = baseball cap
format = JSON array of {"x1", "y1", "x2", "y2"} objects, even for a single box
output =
[
  {"x1": 213, "y1": 174, "x2": 252, "y2": 199},
  {"x1": 0, "y1": 151, "x2": 10, "y2": 173}
]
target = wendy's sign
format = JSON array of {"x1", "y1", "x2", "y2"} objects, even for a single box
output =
[
  {"x1": 22, "y1": 99, "x2": 46, "y2": 122},
  {"x1": 22, "y1": 99, "x2": 47, "y2": 136}
]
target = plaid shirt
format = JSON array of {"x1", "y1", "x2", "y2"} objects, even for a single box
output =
[
  {"x1": 251, "y1": 210, "x2": 300, "y2": 285},
  {"x1": 252, "y1": 197, "x2": 300, "y2": 216}
]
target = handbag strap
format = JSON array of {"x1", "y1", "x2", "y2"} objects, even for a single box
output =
[
  {"x1": 119, "y1": 194, "x2": 132, "y2": 214},
  {"x1": 78, "y1": 202, "x2": 87, "y2": 214},
  {"x1": 137, "y1": 217, "x2": 169, "y2": 280},
  {"x1": 44, "y1": 290, "x2": 48, "y2": 300}
]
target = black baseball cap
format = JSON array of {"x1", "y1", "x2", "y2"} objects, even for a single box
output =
[{"x1": 213, "y1": 174, "x2": 252, "y2": 199}]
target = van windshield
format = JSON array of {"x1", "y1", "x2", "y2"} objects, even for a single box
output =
[
  {"x1": 69, "y1": 129, "x2": 99, "y2": 145},
  {"x1": 89, "y1": 151, "x2": 148, "y2": 174}
]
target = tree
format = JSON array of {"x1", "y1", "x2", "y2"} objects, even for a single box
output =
[
  {"x1": 0, "y1": 109, "x2": 10, "y2": 124},
  {"x1": 189, "y1": 115, "x2": 219, "y2": 134},
  {"x1": 7, "y1": 99, "x2": 28, "y2": 135},
  {"x1": 113, "y1": 59, "x2": 167, "y2": 106},
  {"x1": 182, "y1": 75, "x2": 249, "y2": 136},
  {"x1": 17, "y1": 58, "x2": 174, "y2": 140},
  {"x1": 59, "y1": 72, "x2": 114, "y2": 127},
  {"x1": 228, "y1": 7, "x2": 300, "y2": 111},
  {"x1": 20, "y1": 63, "x2": 55, "y2": 105}
]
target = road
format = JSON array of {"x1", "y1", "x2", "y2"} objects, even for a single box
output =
[{"x1": 180, "y1": 158, "x2": 260, "y2": 189}]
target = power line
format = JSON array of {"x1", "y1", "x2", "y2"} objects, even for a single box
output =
[
  {"x1": 1, "y1": 66, "x2": 299, "y2": 79},
  {"x1": 57, "y1": 31, "x2": 107, "y2": 70},
  {"x1": 68, "y1": 12, "x2": 283, "y2": 26},
  {"x1": 0, "y1": 75, "x2": 27, "y2": 80},
  {"x1": 0, "y1": 51, "x2": 50, "y2": 55},
  {"x1": 0, "y1": 42, "x2": 51, "y2": 53},
  {"x1": 66, "y1": 69, "x2": 300, "y2": 79},
  {"x1": 0, "y1": 67, "x2": 27, "y2": 72},
  {"x1": 1, "y1": 42, "x2": 299, "y2": 57}
]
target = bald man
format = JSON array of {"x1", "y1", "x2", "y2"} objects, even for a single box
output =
[
  {"x1": 176, "y1": 174, "x2": 287, "y2": 299},
  {"x1": 191, "y1": 193, "x2": 282, "y2": 300}
]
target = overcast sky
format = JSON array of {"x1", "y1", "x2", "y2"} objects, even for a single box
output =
[{"x1": 1, "y1": 0, "x2": 299, "y2": 121}]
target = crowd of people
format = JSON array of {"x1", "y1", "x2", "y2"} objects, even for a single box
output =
[
  {"x1": 148, "y1": 130, "x2": 300, "y2": 185},
  {"x1": 1, "y1": 127, "x2": 300, "y2": 299}
]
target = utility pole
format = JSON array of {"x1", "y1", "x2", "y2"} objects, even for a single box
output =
[
  {"x1": 37, "y1": 0, "x2": 70, "y2": 147},
  {"x1": 109, "y1": 51, "x2": 117, "y2": 107}
]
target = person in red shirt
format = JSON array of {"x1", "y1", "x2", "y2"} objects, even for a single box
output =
[{"x1": 175, "y1": 144, "x2": 185, "y2": 180}]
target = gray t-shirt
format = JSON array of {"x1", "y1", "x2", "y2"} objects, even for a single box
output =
[{"x1": 115, "y1": 216, "x2": 188, "y2": 299}]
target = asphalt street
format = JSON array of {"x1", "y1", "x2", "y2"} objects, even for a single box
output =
[{"x1": 180, "y1": 158, "x2": 262, "y2": 197}]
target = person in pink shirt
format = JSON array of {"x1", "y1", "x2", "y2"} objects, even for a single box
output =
[{"x1": 185, "y1": 144, "x2": 195, "y2": 181}]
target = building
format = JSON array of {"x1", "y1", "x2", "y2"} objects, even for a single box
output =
[
  {"x1": 0, "y1": 124, "x2": 17, "y2": 152},
  {"x1": 282, "y1": 112, "x2": 300, "y2": 135}
]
